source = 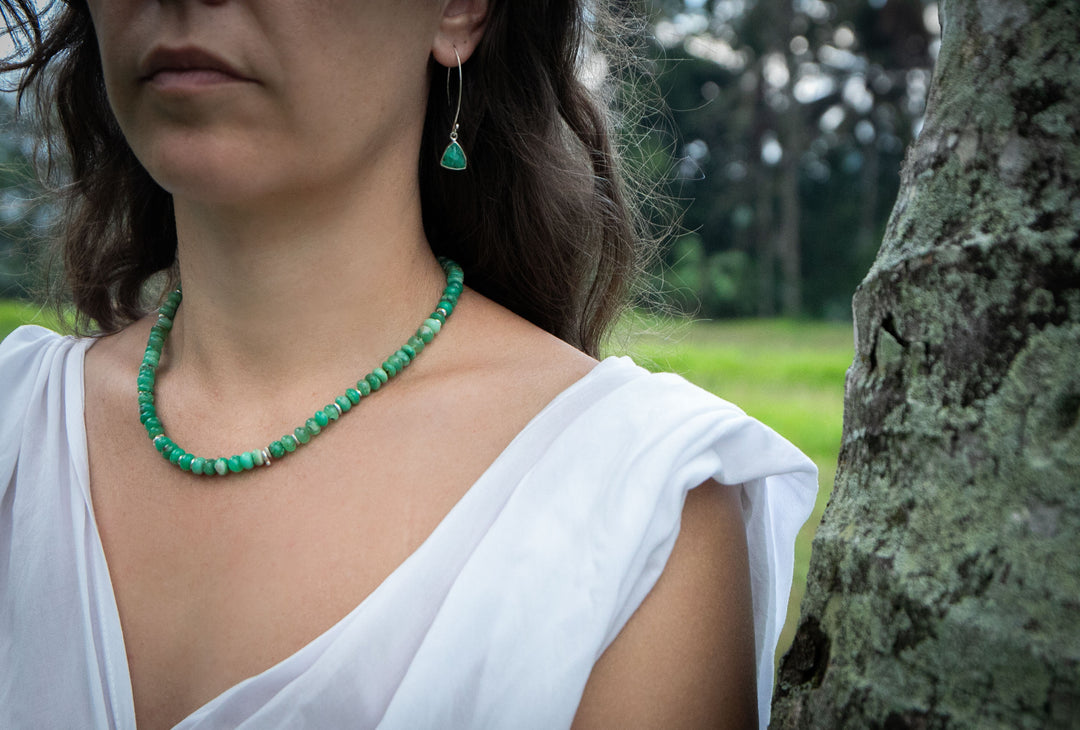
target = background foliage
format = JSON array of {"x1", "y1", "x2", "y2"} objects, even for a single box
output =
[{"x1": 640, "y1": 0, "x2": 938, "y2": 318}]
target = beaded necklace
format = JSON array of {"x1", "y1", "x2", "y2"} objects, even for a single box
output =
[{"x1": 139, "y1": 257, "x2": 464, "y2": 476}]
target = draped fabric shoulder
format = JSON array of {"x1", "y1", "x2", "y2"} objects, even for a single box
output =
[
  {"x1": 0, "y1": 327, "x2": 131, "y2": 729},
  {"x1": 0, "y1": 325, "x2": 817, "y2": 729}
]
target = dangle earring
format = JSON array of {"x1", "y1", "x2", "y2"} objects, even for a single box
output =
[{"x1": 440, "y1": 47, "x2": 468, "y2": 171}]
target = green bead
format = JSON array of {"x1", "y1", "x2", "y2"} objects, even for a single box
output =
[
  {"x1": 430, "y1": 311, "x2": 446, "y2": 325},
  {"x1": 418, "y1": 324, "x2": 435, "y2": 344},
  {"x1": 402, "y1": 343, "x2": 417, "y2": 359},
  {"x1": 382, "y1": 360, "x2": 397, "y2": 377},
  {"x1": 396, "y1": 349, "x2": 412, "y2": 365},
  {"x1": 305, "y1": 417, "x2": 321, "y2": 435},
  {"x1": 252, "y1": 450, "x2": 264, "y2": 466},
  {"x1": 191, "y1": 457, "x2": 206, "y2": 474},
  {"x1": 373, "y1": 367, "x2": 389, "y2": 384},
  {"x1": 239, "y1": 452, "x2": 255, "y2": 470},
  {"x1": 357, "y1": 380, "x2": 372, "y2": 396},
  {"x1": 407, "y1": 335, "x2": 425, "y2": 353},
  {"x1": 324, "y1": 404, "x2": 341, "y2": 421},
  {"x1": 157, "y1": 315, "x2": 173, "y2": 331},
  {"x1": 214, "y1": 458, "x2": 229, "y2": 475},
  {"x1": 203, "y1": 460, "x2": 217, "y2": 476},
  {"x1": 228, "y1": 455, "x2": 243, "y2": 473},
  {"x1": 365, "y1": 373, "x2": 382, "y2": 391},
  {"x1": 438, "y1": 299, "x2": 455, "y2": 315},
  {"x1": 335, "y1": 395, "x2": 352, "y2": 412},
  {"x1": 294, "y1": 427, "x2": 311, "y2": 444},
  {"x1": 269, "y1": 441, "x2": 286, "y2": 458},
  {"x1": 282, "y1": 435, "x2": 298, "y2": 452},
  {"x1": 444, "y1": 281, "x2": 463, "y2": 297},
  {"x1": 168, "y1": 448, "x2": 183, "y2": 464},
  {"x1": 178, "y1": 453, "x2": 194, "y2": 471},
  {"x1": 315, "y1": 410, "x2": 330, "y2": 427},
  {"x1": 346, "y1": 388, "x2": 361, "y2": 405},
  {"x1": 423, "y1": 317, "x2": 442, "y2": 334}
]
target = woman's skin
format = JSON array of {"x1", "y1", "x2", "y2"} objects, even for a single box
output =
[{"x1": 79, "y1": 1, "x2": 757, "y2": 727}]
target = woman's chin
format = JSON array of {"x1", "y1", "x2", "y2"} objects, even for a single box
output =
[
  {"x1": 149, "y1": 162, "x2": 279, "y2": 209},
  {"x1": 133, "y1": 135, "x2": 276, "y2": 205}
]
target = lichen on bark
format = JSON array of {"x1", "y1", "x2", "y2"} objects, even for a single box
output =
[{"x1": 771, "y1": 0, "x2": 1080, "y2": 727}]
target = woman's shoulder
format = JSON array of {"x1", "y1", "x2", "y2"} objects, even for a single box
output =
[
  {"x1": 0, "y1": 325, "x2": 92, "y2": 483},
  {"x1": 431, "y1": 289, "x2": 599, "y2": 419},
  {"x1": 1, "y1": 322, "x2": 68, "y2": 355},
  {"x1": 438, "y1": 291, "x2": 786, "y2": 458},
  {"x1": 1, "y1": 324, "x2": 91, "y2": 411},
  {"x1": 0, "y1": 325, "x2": 88, "y2": 401}
]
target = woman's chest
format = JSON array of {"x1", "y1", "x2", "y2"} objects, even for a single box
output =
[
  {"x1": 80, "y1": 329, "x2": 595, "y2": 728},
  {"x1": 84, "y1": 404, "x2": 504, "y2": 729}
]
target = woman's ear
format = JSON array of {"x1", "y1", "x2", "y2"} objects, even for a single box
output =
[{"x1": 431, "y1": 0, "x2": 489, "y2": 66}]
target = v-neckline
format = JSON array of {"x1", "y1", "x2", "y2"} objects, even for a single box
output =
[{"x1": 67, "y1": 342, "x2": 637, "y2": 728}]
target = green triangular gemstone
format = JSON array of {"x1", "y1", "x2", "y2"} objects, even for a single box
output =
[{"x1": 440, "y1": 140, "x2": 467, "y2": 171}]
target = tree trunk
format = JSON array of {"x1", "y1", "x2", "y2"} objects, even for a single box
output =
[
  {"x1": 771, "y1": 0, "x2": 1080, "y2": 726},
  {"x1": 856, "y1": 136, "x2": 881, "y2": 271},
  {"x1": 754, "y1": 159, "x2": 778, "y2": 316},
  {"x1": 777, "y1": 101, "x2": 803, "y2": 317}
]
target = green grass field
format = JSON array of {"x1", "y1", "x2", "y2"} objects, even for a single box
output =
[
  {"x1": 1, "y1": 299, "x2": 851, "y2": 662},
  {"x1": 610, "y1": 315, "x2": 852, "y2": 659},
  {"x1": 0, "y1": 299, "x2": 63, "y2": 334}
]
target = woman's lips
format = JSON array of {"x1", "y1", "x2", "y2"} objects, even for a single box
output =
[
  {"x1": 140, "y1": 46, "x2": 253, "y2": 89},
  {"x1": 147, "y1": 68, "x2": 246, "y2": 90}
]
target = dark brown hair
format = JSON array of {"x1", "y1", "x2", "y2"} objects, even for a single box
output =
[{"x1": 2, "y1": 0, "x2": 656, "y2": 356}]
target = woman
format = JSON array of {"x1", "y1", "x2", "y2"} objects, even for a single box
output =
[{"x1": 0, "y1": 1, "x2": 817, "y2": 728}]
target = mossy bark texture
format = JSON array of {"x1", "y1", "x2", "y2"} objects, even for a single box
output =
[{"x1": 771, "y1": 0, "x2": 1080, "y2": 727}]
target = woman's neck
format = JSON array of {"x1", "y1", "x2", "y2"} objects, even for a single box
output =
[{"x1": 164, "y1": 176, "x2": 447, "y2": 396}]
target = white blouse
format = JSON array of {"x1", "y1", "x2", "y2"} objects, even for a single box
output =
[{"x1": 0, "y1": 325, "x2": 817, "y2": 729}]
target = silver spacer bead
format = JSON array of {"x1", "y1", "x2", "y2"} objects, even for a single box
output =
[
  {"x1": 332, "y1": 402, "x2": 343, "y2": 417},
  {"x1": 436, "y1": 307, "x2": 449, "y2": 317},
  {"x1": 261, "y1": 448, "x2": 272, "y2": 467}
]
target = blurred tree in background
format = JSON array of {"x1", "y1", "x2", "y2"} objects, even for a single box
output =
[
  {"x1": 645, "y1": 0, "x2": 939, "y2": 318},
  {"x1": 0, "y1": 92, "x2": 47, "y2": 300}
]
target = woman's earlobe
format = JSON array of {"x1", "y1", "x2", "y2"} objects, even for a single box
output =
[{"x1": 433, "y1": 0, "x2": 488, "y2": 67}]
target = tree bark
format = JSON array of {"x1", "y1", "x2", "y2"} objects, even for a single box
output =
[{"x1": 771, "y1": 0, "x2": 1080, "y2": 726}]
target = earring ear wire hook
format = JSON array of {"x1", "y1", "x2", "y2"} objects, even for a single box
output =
[{"x1": 447, "y1": 46, "x2": 463, "y2": 142}]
